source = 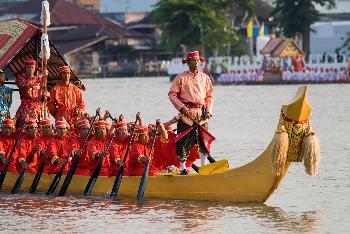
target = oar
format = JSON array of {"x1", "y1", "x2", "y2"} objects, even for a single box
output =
[
  {"x1": 136, "y1": 121, "x2": 160, "y2": 201},
  {"x1": 11, "y1": 149, "x2": 36, "y2": 194},
  {"x1": 0, "y1": 121, "x2": 26, "y2": 190},
  {"x1": 109, "y1": 115, "x2": 139, "y2": 199},
  {"x1": 83, "y1": 132, "x2": 116, "y2": 196},
  {"x1": 45, "y1": 152, "x2": 71, "y2": 196},
  {"x1": 29, "y1": 154, "x2": 47, "y2": 193},
  {"x1": 58, "y1": 110, "x2": 100, "y2": 196}
]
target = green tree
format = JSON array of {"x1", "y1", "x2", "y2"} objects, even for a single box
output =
[
  {"x1": 151, "y1": 0, "x2": 253, "y2": 56},
  {"x1": 271, "y1": 0, "x2": 335, "y2": 56}
]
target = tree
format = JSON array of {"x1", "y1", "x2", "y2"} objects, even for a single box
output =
[
  {"x1": 151, "y1": 0, "x2": 253, "y2": 56},
  {"x1": 271, "y1": 0, "x2": 335, "y2": 57}
]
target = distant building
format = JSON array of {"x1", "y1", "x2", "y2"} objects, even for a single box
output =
[
  {"x1": 74, "y1": 0, "x2": 100, "y2": 13},
  {"x1": 101, "y1": 12, "x2": 147, "y2": 24},
  {"x1": 0, "y1": 0, "x2": 170, "y2": 76},
  {"x1": 316, "y1": 0, "x2": 350, "y2": 21},
  {"x1": 0, "y1": 0, "x2": 28, "y2": 9},
  {"x1": 310, "y1": 21, "x2": 350, "y2": 54}
]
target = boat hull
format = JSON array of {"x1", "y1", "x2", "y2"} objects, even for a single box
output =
[{"x1": 1, "y1": 142, "x2": 287, "y2": 203}]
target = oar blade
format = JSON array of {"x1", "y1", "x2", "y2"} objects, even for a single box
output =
[
  {"x1": 136, "y1": 160, "x2": 150, "y2": 200},
  {"x1": 83, "y1": 161, "x2": 102, "y2": 196},
  {"x1": 109, "y1": 166, "x2": 125, "y2": 198},
  {"x1": 58, "y1": 156, "x2": 79, "y2": 196},
  {"x1": 29, "y1": 157, "x2": 46, "y2": 194},
  {"x1": 11, "y1": 169, "x2": 26, "y2": 194},
  {"x1": 46, "y1": 168, "x2": 64, "y2": 196}
]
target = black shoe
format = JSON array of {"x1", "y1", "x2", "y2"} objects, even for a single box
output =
[{"x1": 181, "y1": 169, "x2": 188, "y2": 175}]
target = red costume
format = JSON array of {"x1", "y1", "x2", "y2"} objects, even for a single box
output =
[
  {"x1": 33, "y1": 119, "x2": 53, "y2": 174},
  {"x1": 0, "y1": 119, "x2": 17, "y2": 173},
  {"x1": 292, "y1": 56, "x2": 304, "y2": 72},
  {"x1": 127, "y1": 126, "x2": 157, "y2": 176},
  {"x1": 152, "y1": 131, "x2": 198, "y2": 171},
  {"x1": 108, "y1": 121, "x2": 130, "y2": 176},
  {"x1": 47, "y1": 121, "x2": 79, "y2": 174},
  {"x1": 109, "y1": 138, "x2": 129, "y2": 176},
  {"x1": 15, "y1": 59, "x2": 44, "y2": 120},
  {"x1": 48, "y1": 66, "x2": 85, "y2": 126},
  {"x1": 87, "y1": 136, "x2": 110, "y2": 176}
]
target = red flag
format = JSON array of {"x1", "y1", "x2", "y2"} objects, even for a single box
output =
[
  {"x1": 175, "y1": 126, "x2": 193, "y2": 143},
  {"x1": 199, "y1": 126, "x2": 215, "y2": 153}
]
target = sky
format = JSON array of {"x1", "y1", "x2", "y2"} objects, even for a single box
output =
[{"x1": 100, "y1": 0, "x2": 159, "y2": 13}]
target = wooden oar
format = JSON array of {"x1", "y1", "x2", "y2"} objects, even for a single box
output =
[
  {"x1": 0, "y1": 122, "x2": 26, "y2": 189},
  {"x1": 45, "y1": 152, "x2": 71, "y2": 196},
  {"x1": 136, "y1": 121, "x2": 160, "y2": 201},
  {"x1": 29, "y1": 154, "x2": 47, "y2": 193},
  {"x1": 11, "y1": 149, "x2": 36, "y2": 194},
  {"x1": 58, "y1": 110, "x2": 100, "y2": 196},
  {"x1": 109, "y1": 115, "x2": 138, "y2": 199},
  {"x1": 83, "y1": 132, "x2": 116, "y2": 196}
]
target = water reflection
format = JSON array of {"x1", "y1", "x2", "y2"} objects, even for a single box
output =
[{"x1": 0, "y1": 195, "x2": 319, "y2": 233}]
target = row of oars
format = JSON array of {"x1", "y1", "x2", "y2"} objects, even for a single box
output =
[
  {"x1": 0, "y1": 111, "x2": 215, "y2": 200},
  {"x1": 0, "y1": 111, "x2": 154, "y2": 200}
]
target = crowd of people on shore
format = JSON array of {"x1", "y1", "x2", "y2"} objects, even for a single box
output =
[
  {"x1": 282, "y1": 67, "x2": 349, "y2": 82},
  {"x1": 0, "y1": 58, "x2": 205, "y2": 179},
  {"x1": 217, "y1": 69, "x2": 264, "y2": 84}
]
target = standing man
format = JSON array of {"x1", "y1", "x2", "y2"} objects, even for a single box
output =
[
  {"x1": 0, "y1": 70, "x2": 13, "y2": 126},
  {"x1": 48, "y1": 66, "x2": 85, "y2": 127},
  {"x1": 168, "y1": 51, "x2": 213, "y2": 175},
  {"x1": 15, "y1": 59, "x2": 47, "y2": 127}
]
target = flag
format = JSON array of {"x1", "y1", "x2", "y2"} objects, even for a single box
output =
[
  {"x1": 247, "y1": 20, "x2": 253, "y2": 38},
  {"x1": 199, "y1": 126, "x2": 215, "y2": 153},
  {"x1": 175, "y1": 126, "x2": 193, "y2": 143},
  {"x1": 259, "y1": 22, "x2": 265, "y2": 37}
]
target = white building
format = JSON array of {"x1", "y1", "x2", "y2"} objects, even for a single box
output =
[{"x1": 310, "y1": 21, "x2": 350, "y2": 54}]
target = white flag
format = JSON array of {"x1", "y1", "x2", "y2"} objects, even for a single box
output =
[
  {"x1": 40, "y1": 0, "x2": 51, "y2": 26},
  {"x1": 40, "y1": 33, "x2": 50, "y2": 59}
]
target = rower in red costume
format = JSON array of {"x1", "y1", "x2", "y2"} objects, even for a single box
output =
[
  {"x1": 15, "y1": 118, "x2": 40, "y2": 173},
  {"x1": 109, "y1": 119, "x2": 130, "y2": 176},
  {"x1": 47, "y1": 120, "x2": 79, "y2": 174},
  {"x1": 87, "y1": 120, "x2": 111, "y2": 176},
  {"x1": 127, "y1": 119, "x2": 158, "y2": 176},
  {"x1": 70, "y1": 118, "x2": 92, "y2": 176},
  {"x1": 33, "y1": 118, "x2": 53, "y2": 174},
  {"x1": 0, "y1": 118, "x2": 17, "y2": 172}
]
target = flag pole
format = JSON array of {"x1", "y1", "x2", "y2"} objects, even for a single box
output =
[{"x1": 40, "y1": 0, "x2": 50, "y2": 119}]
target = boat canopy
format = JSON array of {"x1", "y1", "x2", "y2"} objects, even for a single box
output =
[{"x1": 0, "y1": 19, "x2": 84, "y2": 90}]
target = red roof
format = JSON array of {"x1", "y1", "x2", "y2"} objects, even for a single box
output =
[
  {"x1": 5, "y1": 0, "x2": 115, "y2": 26},
  {"x1": 0, "y1": 19, "x2": 85, "y2": 90}
]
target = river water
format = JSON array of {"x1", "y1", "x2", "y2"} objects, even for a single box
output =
[{"x1": 1, "y1": 77, "x2": 349, "y2": 233}]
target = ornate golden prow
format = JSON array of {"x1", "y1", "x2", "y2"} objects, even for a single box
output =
[{"x1": 271, "y1": 86, "x2": 320, "y2": 176}]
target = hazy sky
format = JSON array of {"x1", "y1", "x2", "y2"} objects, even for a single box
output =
[{"x1": 100, "y1": 0, "x2": 159, "y2": 13}]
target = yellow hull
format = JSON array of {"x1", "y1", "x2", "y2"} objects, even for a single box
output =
[
  {"x1": 0, "y1": 86, "x2": 311, "y2": 203},
  {"x1": 1, "y1": 140, "x2": 287, "y2": 203}
]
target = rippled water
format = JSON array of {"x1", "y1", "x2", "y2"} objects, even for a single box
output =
[{"x1": 1, "y1": 78, "x2": 349, "y2": 233}]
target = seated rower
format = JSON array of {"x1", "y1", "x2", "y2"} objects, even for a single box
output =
[
  {"x1": 70, "y1": 118, "x2": 92, "y2": 176},
  {"x1": 0, "y1": 118, "x2": 17, "y2": 173},
  {"x1": 87, "y1": 119, "x2": 110, "y2": 176},
  {"x1": 15, "y1": 118, "x2": 40, "y2": 173},
  {"x1": 47, "y1": 120, "x2": 79, "y2": 174},
  {"x1": 127, "y1": 115, "x2": 158, "y2": 176},
  {"x1": 109, "y1": 118, "x2": 130, "y2": 176},
  {"x1": 33, "y1": 119, "x2": 53, "y2": 173}
]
